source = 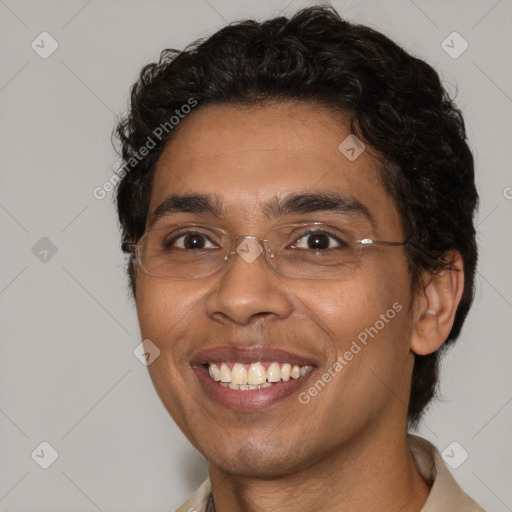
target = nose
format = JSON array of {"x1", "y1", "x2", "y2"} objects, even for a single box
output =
[{"x1": 204, "y1": 237, "x2": 293, "y2": 325}]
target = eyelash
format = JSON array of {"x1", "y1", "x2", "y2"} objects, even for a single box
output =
[
  {"x1": 164, "y1": 231, "x2": 218, "y2": 249},
  {"x1": 291, "y1": 230, "x2": 349, "y2": 249},
  {"x1": 164, "y1": 230, "x2": 349, "y2": 250}
]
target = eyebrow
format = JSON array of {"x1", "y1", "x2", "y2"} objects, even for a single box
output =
[
  {"x1": 149, "y1": 193, "x2": 223, "y2": 227},
  {"x1": 148, "y1": 191, "x2": 374, "y2": 228},
  {"x1": 264, "y1": 192, "x2": 374, "y2": 225}
]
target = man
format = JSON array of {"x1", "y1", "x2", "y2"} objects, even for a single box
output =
[{"x1": 114, "y1": 5, "x2": 484, "y2": 511}]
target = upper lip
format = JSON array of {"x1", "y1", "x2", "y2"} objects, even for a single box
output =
[{"x1": 190, "y1": 345, "x2": 318, "y2": 367}]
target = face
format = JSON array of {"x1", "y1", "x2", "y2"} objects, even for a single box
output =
[{"x1": 136, "y1": 102, "x2": 416, "y2": 478}]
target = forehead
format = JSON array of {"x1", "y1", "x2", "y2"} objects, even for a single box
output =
[{"x1": 150, "y1": 102, "x2": 401, "y2": 233}]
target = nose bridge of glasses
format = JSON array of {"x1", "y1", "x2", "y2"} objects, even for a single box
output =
[{"x1": 226, "y1": 235, "x2": 274, "y2": 265}]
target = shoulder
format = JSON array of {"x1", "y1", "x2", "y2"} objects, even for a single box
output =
[
  {"x1": 408, "y1": 434, "x2": 486, "y2": 512},
  {"x1": 175, "y1": 478, "x2": 211, "y2": 512}
]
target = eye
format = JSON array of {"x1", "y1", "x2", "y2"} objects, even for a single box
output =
[
  {"x1": 291, "y1": 230, "x2": 348, "y2": 250},
  {"x1": 165, "y1": 232, "x2": 218, "y2": 250}
]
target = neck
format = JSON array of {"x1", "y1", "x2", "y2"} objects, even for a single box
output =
[{"x1": 208, "y1": 429, "x2": 430, "y2": 512}]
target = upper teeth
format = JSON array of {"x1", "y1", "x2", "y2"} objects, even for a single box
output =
[{"x1": 208, "y1": 362, "x2": 313, "y2": 387}]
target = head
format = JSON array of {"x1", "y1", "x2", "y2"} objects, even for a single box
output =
[{"x1": 114, "y1": 5, "x2": 477, "y2": 473}]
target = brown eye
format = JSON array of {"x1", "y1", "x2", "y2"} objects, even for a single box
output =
[
  {"x1": 165, "y1": 232, "x2": 217, "y2": 250},
  {"x1": 292, "y1": 230, "x2": 348, "y2": 250},
  {"x1": 182, "y1": 234, "x2": 207, "y2": 249},
  {"x1": 306, "y1": 233, "x2": 330, "y2": 250}
]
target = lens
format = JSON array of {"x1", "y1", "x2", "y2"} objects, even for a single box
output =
[
  {"x1": 268, "y1": 223, "x2": 359, "y2": 279},
  {"x1": 135, "y1": 223, "x2": 370, "y2": 280},
  {"x1": 272, "y1": 251, "x2": 357, "y2": 278},
  {"x1": 137, "y1": 226, "x2": 228, "y2": 279}
]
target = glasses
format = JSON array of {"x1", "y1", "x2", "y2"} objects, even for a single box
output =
[{"x1": 128, "y1": 222, "x2": 408, "y2": 280}]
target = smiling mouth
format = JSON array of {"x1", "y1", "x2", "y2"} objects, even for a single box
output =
[
  {"x1": 205, "y1": 361, "x2": 314, "y2": 390},
  {"x1": 191, "y1": 346, "x2": 318, "y2": 409}
]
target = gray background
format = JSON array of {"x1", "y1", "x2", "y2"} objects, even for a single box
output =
[{"x1": 1, "y1": 0, "x2": 511, "y2": 510}]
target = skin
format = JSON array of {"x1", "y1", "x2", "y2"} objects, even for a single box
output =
[{"x1": 135, "y1": 102, "x2": 464, "y2": 511}]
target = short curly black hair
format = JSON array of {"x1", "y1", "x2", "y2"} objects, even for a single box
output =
[{"x1": 114, "y1": 5, "x2": 478, "y2": 425}]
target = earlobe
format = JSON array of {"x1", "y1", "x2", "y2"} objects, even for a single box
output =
[{"x1": 410, "y1": 252, "x2": 465, "y2": 356}]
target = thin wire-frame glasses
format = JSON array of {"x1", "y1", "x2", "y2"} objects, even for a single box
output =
[{"x1": 128, "y1": 222, "x2": 408, "y2": 280}]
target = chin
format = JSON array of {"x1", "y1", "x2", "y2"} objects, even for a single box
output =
[{"x1": 205, "y1": 439, "x2": 315, "y2": 479}]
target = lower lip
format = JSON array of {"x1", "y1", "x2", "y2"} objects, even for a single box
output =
[{"x1": 192, "y1": 365, "x2": 315, "y2": 411}]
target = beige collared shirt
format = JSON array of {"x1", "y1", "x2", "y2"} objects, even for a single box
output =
[{"x1": 176, "y1": 434, "x2": 485, "y2": 511}]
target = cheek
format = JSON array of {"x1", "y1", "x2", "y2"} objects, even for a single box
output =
[
  {"x1": 134, "y1": 277, "x2": 210, "y2": 429},
  {"x1": 135, "y1": 275, "x2": 203, "y2": 336},
  {"x1": 295, "y1": 269, "x2": 413, "y2": 419},
  {"x1": 290, "y1": 256, "x2": 413, "y2": 392},
  {"x1": 296, "y1": 271, "x2": 409, "y2": 343},
  {"x1": 136, "y1": 278, "x2": 171, "y2": 340}
]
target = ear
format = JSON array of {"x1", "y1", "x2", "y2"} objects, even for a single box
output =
[{"x1": 410, "y1": 251, "x2": 465, "y2": 356}]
